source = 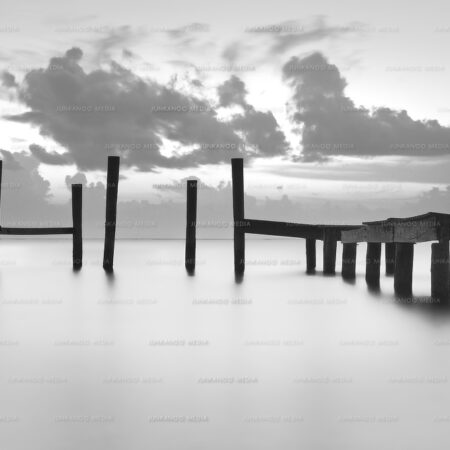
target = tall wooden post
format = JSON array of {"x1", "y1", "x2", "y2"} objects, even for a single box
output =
[
  {"x1": 323, "y1": 230, "x2": 337, "y2": 275},
  {"x1": 71, "y1": 184, "x2": 82, "y2": 270},
  {"x1": 103, "y1": 156, "x2": 120, "y2": 272},
  {"x1": 394, "y1": 243, "x2": 414, "y2": 297},
  {"x1": 0, "y1": 160, "x2": 2, "y2": 221},
  {"x1": 231, "y1": 158, "x2": 245, "y2": 275},
  {"x1": 306, "y1": 238, "x2": 316, "y2": 273},
  {"x1": 342, "y1": 243, "x2": 357, "y2": 279},
  {"x1": 431, "y1": 226, "x2": 450, "y2": 305},
  {"x1": 365, "y1": 242, "x2": 381, "y2": 287},
  {"x1": 385, "y1": 242, "x2": 395, "y2": 275},
  {"x1": 185, "y1": 180, "x2": 197, "y2": 274}
]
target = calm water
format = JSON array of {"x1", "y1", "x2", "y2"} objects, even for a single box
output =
[{"x1": 0, "y1": 239, "x2": 449, "y2": 450}]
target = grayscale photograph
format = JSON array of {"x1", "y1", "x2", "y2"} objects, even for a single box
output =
[{"x1": 0, "y1": 0, "x2": 449, "y2": 449}]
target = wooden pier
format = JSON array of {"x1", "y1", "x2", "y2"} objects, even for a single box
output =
[
  {"x1": 342, "y1": 213, "x2": 450, "y2": 302},
  {"x1": 228, "y1": 158, "x2": 450, "y2": 304},
  {"x1": 0, "y1": 160, "x2": 83, "y2": 269}
]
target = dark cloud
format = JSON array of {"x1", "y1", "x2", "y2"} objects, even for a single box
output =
[
  {"x1": 217, "y1": 75, "x2": 247, "y2": 107},
  {"x1": 283, "y1": 52, "x2": 450, "y2": 161},
  {"x1": 5, "y1": 49, "x2": 290, "y2": 171},
  {"x1": 29, "y1": 144, "x2": 72, "y2": 165},
  {"x1": 217, "y1": 75, "x2": 289, "y2": 156},
  {"x1": 1, "y1": 71, "x2": 18, "y2": 88}
]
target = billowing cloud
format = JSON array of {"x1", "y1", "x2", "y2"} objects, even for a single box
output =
[
  {"x1": 29, "y1": 144, "x2": 72, "y2": 165},
  {"x1": 4, "y1": 49, "x2": 290, "y2": 170},
  {"x1": 283, "y1": 52, "x2": 450, "y2": 161},
  {"x1": 217, "y1": 75, "x2": 289, "y2": 156},
  {"x1": 1, "y1": 71, "x2": 18, "y2": 88}
]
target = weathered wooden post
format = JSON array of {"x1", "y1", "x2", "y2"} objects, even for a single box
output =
[
  {"x1": 365, "y1": 242, "x2": 381, "y2": 287},
  {"x1": 306, "y1": 238, "x2": 316, "y2": 273},
  {"x1": 342, "y1": 243, "x2": 357, "y2": 279},
  {"x1": 323, "y1": 230, "x2": 337, "y2": 275},
  {"x1": 103, "y1": 156, "x2": 120, "y2": 272},
  {"x1": 71, "y1": 184, "x2": 82, "y2": 270},
  {"x1": 0, "y1": 160, "x2": 2, "y2": 219},
  {"x1": 431, "y1": 226, "x2": 450, "y2": 304},
  {"x1": 185, "y1": 179, "x2": 197, "y2": 274},
  {"x1": 231, "y1": 158, "x2": 245, "y2": 275},
  {"x1": 385, "y1": 242, "x2": 395, "y2": 275},
  {"x1": 394, "y1": 243, "x2": 414, "y2": 297}
]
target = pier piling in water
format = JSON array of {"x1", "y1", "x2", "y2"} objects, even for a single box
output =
[
  {"x1": 306, "y1": 238, "x2": 316, "y2": 273},
  {"x1": 232, "y1": 158, "x2": 245, "y2": 275},
  {"x1": 342, "y1": 243, "x2": 357, "y2": 279},
  {"x1": 103, "y1": 156, "x2": 120, "y2": 272},
  {"x1": 323, "y1": 230, "x2": 337, "y2": 275},
  {"x1": 185, "y1": 180, "x2": 197, "y2": 274},
  {"x1": 365, "y1": 242, "x2": 381, "y2": 287},
  {"x1": 431, "y1": 241, "x2": 450, "y2": 304},
  {"x1": 385, "y1": 242, "x2": 396, "y2": 275},
  {"x1": 394, "y1": 243, "x2": 414, "y2": 297},
  {"x1": 71, "y1": 184, "x2": 83, "y2": 270}
]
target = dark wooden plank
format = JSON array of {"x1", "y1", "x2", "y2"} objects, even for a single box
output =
[
  {"x1": 72, "y1": 184, "x2": 82, "y2": 270},
  {"x1": 0, "y1": 227, "x2": 73, "y2": 235},
  {"x1": 103, "y1": 156, "x2": 120, "y2": 271},
  {"x1": 246, "y1": 219, "x2": 323, "y2": 240},
  {"x1": 232, "y1": 158, "x2": 245, "y2": 275},
  {"x1": 185, "y1": 179, "x2": 197, "y2": 274}
]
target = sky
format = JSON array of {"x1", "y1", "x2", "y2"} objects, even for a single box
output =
[{"x1": 1, "y1": 0, "x2": 450, "y2": 237}]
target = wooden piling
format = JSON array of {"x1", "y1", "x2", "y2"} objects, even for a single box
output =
[
  {"x1": 103, "y1": 156, "x2": 120, "y2": 272},
  {"x1": 0, "y1": 160, "x2": 2, "y2": 220},
  {"x1": 71, "y1": 184, "x2": 82, "y2": 270},
  {"x1": 342, "y1": 243, "x2": 357, "y2": 279},
  {"x1": 231, "y1": 158, "x2": 245, "y2": 275},
  {"x1": 323, "y1": 231, "x2": 337, "y2": 275},
  {"x1": 385, "y1": 242, "x2": 395, "y2": 275},
  {"x1": 394, "y1": 243, "x2": 414, "y2": 297},
  {"x1": 185, "y1": 180, "x2": 197, "y2": 273},
  {"x1": 431, "y1": 242, "x2": 449, "y2": 304},
  {"x1": 306, "y1": 238, "x2": 316, "y2": 273},
  {"x1": 365, "y1": 242, "x2": 381, "y2": 287}
]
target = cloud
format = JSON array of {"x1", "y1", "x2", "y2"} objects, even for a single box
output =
[
  {"x1": 217, "y1": 75, "x2": 289, "y2": 156},
  {"x1": 29, "y1": 144, "x2": 72, "y2": 165},
  {"x1": 5, "y1": 48, "x2": 290, "y2": 171},
  {"x1": 1, "y1": 71, "x2": 18, "y2": 88},
  {"x1": 217, "y1": 75, "x2": 247, "y2": 107},
  {"x1": 283, "y1": 52, "x2": 450, "y2": 161},
  {"x1": 92, "y1": 26, "x2": 148, "y2": 63}
]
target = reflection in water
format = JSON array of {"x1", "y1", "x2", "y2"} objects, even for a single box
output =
[{"x1": 0, "y1": 239, "x2": 449, "y2": 450}]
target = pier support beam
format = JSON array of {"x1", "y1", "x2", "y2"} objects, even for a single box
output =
[
  {"x1": 365, "y1": 242, "x2": 381, "y2": 287},
  {"x1": 394, "y1": 243, "x2": 414, "y2": 297},
  {"x1": 306, "y1": 238, "x2": 316, "y2": 273},
  {"x1": 71, "y1": 184, "x2": 82, "y2": 270},
  {"x1": 385, "y1": 243, "x2": 396, "y2": 276},
  {"x1": 232, "y1": 158, "x2": 245, "y2": 275},
  {"x1": 185, "y1": 180, "x2": 197, "y2": 274},
  {"x1": 342, "y1": 243, "x2": 357, "y2": 279},
  {"x1": 103, "y1": 156, "x2": 120, "y2": 272},
  {"x1": 431, "y1": 242, "x2": 449, "y2": 304},
  {"x1": 323, "y1": 231, "x2": 337, "y2": 275}
]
